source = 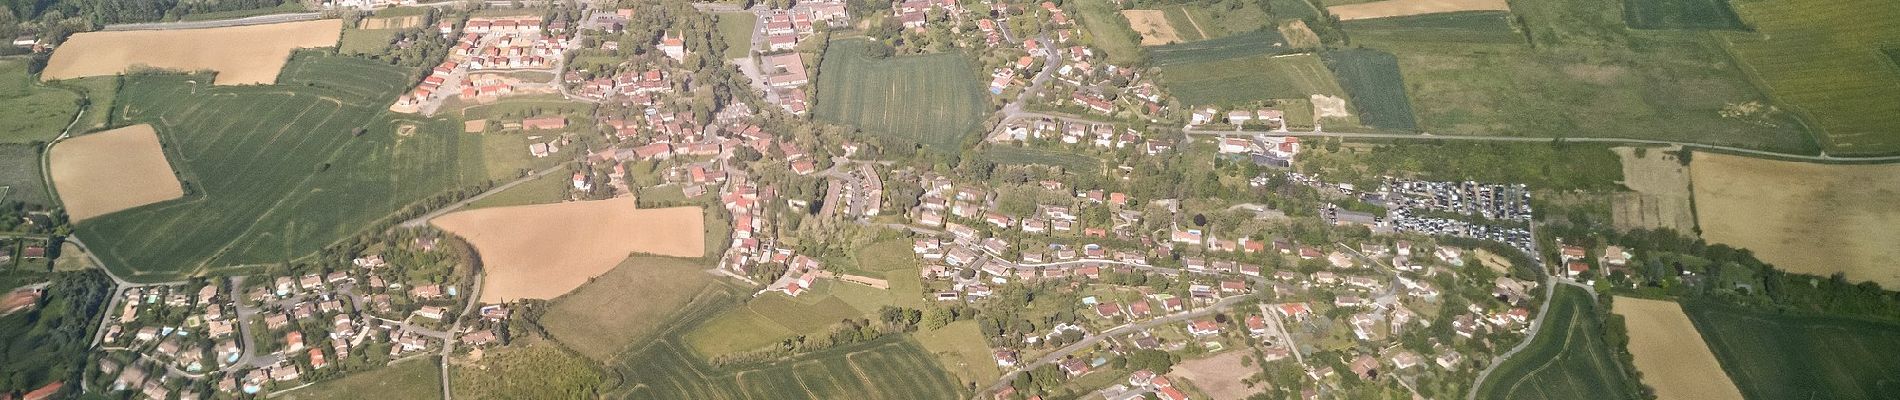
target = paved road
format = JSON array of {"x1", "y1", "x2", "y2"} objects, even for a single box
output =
[
  {"x1": 400, "y1": 164, "x2": 568, "y2": 228},
  {"x1": 439, "y1": 272, "x2": 482, "y2": 400},
  {"x1": 1181, "y1": 129, "x2": 1900, "y2": 162},
  {"x1": 978, "y1": 294, "x2": 1255, "y2": 396},
  {"x1": 985, "y1": 34, "x2": 1063, "y2": 142},
  {"x1": 103, "y1": 12, "x2": 322, "y2": 31}
]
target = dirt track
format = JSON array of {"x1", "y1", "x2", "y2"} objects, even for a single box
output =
[
  {"x1": 43, "y1": 19, "x2": 342, "y2": 85},
  {"x1": 431, "y1": 197, "x2": 705, "y2": 302},
  {"x1": 1611, "y1": 297, "x2": 1744, "y2": 400},
  {"x1": 49, "y1": 124, "x2": 185, "y2": 221}
]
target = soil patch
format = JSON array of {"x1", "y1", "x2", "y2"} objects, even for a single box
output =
[
  {"x1": 1327, "y1": 0, "x2": 1511, "y2": 21},
  {"x1": 1612, "y1": 147, "x2": 1695, "y2": 232},
  {"x1": 432, "y1": 197, "x2": 705, "y2": 302},
  {"x1": 43, "y1": 19, "x2": 343, "y2": 85},
  {"x1": 1173, "y1": 351, "x2": 1258, "y2": 399},
  {"x1": 49, "y1": 124, "x2": 185, "y2": 221},
  {"x1": 1122, "y1": 10, "x2": 1184, "y2": 45},
  {"x1": 1611, "y1": 296, "x2": 1744, "y2": 400}
]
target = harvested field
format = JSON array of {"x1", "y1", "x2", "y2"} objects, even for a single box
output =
[
  {"x1": 1174, "y1": 351, "x2": 1256, "y2": 400},
  {"x1": 1328, "y1": 0, "x2": 1510, "y2": 21},
  {"x1": 1611, "y1": 297, "x2": 1742, "y2": 400},
  {"x1": 431, "y1": 197, "x2": 705, "y2": 302},
  {"x1": 1122, "y1": 10, "x2": 1184, "y2": 45},
  {"x1": 49, "y1": 124, "x2": 184, "y2": 222},
  {"x1": 360, "y1": 15, "x2": 423, "y2": 29},
  {"x1": 42, "y1": 20, "x2": 343, "y2": 85},
  {"x1": 1690, "y1": 152, "x2": 1900, "y2": 288},
  {"x1": 1611, "y1": 147, "x2": 1694, "y2": 233}
]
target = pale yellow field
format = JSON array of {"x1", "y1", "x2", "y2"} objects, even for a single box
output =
[
  {"x1": 1121, "y1": 10, "x2": 1182, "y2": 46},
  {"x1": 42, "y1": 19, "x2": 342, "y2": 85},
  {"x1": 1326, "y1": 0, "x2": 1510, "y2": 21},
  {"x1": 361, "y1": 15, "x2": 422, "y2": 29},
  {"x1": 1691, "y1": 152, "x2": 1900, "y2": 287},
  {"x1": 1612, "y1": 147, "x2": 1695, "y2": 233},
  {"x1": 1279, "y1": 20, "x2": 1321, "y2": 49},
  {"x1": 1173, "y1": 351, "x2": 1257, "y2": 400},
  {"x1": 1611, "y1": 297, "x2": 1743, "y2": 400},
  {"x1": 49, "y1": 124, "x2": 184, "y2": 221},
  {"x1": 432, "y1": 196, "x2": 706, "y2": 302}
]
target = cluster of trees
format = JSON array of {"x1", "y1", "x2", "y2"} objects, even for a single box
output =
[
  {"x1": 0, "y1": 270, "x2": 110, "y2": 394},
  {"x1": 0, "y1": 200, "x2": 65, "y2": 234},
  {"x1": 3, "y1": 0, "x2": 291, "y2": 27},
  {"x1": 1554, "y1": 226, "x2": 1900, "y2": 321},
  {"x1": 1298, "y1": 140, "x2": 1625, "y2": 192}
]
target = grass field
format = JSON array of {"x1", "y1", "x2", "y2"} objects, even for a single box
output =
[
  {"x1": 1339, "y1": 11, "x2": 1522, "y2": 44},
  {"x1": 1689, "y1": 152, "x2": 1900, "y2": 288},
  {"x1": 1148, "y1": 30, "x2": 1293, "y2": 67},
  {"x1": 1321, "y1": 49, "x2": 1417, "y2": 131},
  {"x1": 0, "y1": 58, "x2": 81, "y2": 144},
  {"x1": 1715, "y1": 0, "x2": 1900, "y2": 155},
  {"x1": 977, "y1": 147, "x2": 1103, "y2": 174},
  {"x1": 55, "y1": 76, "x2": 120, "y2": 132},
  {"x1": 687, "y1": 276, "x2": 902, "y2": 357},
  {"x1": 0, "y1": 145, "x2": 48, "y2": 206},
  {"x1": 77, "y1": 53, "x2": 481, "y2": 281},
  {"x1": 1611, "y1": 297, "x2": 1742, "y2": 400},
  {"x1": 812, "y1": 39, "x2": 988, "y2": 153},
  {"x1": 451, "y1": 338, "x2": 606, "y2": 399},
  {"x1": 542, "y1": 256, "x2": 720, "y2": 361},
  {"x1": 43, "y1": 19, "x2": 343, "y2": 85},
  {"x1": 1474, "y1": 285, "x2": 1643, "y2": 400},
  {"x1": 1159, "y1": 8, "x2": 1206, "y2": 41},
  {"x1": 466, "y1": 166, "x2": 569, "y2": 209},
  {"x1": 340, "y1": 28, "x2": 400, "y2": 54},
  {"x1": 1158, "y1": 53, "x2": 1348, "y2": 107},
  {"x1": 1683, "y1": 301, "x2": 1900, "y2": 400},
  {"x1": 912, "y1": 320, "x2": 1002, "y2": 387},
  {"x1": 716, "y1": 12, "x2": 758, "y2": 54},
  {"x1": 280, "y1": 358, "x2": 440, "y2": 400},
  {"x1": 1074, "y1": 0, "x2": 1145, "y2": 64},
  {"x1": 619, "y1": 336, "x2": 966, "y2": 400},
  {"x1": 1623, "y1": 0, "x2": 1744, "y2": 30},
  {"x1": 1609, "y1": 147, "x2": 1693, "y2": 232}
]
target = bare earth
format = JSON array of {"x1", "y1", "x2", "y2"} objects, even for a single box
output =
[
  {"x1": 432, "y1": 196, "x2": 706, "y2": 302},
  {"x1": 1612, "y1": 147, "x2": 1695, "y2": 233},
  {"x1": 1326, "y1": 0, "x2": 1510, "y2": 21},
  {"x1": 42, "y1": 19, "x2": 342, "y2": 85},
  {"x1": 1173, "y1": 351, "x2": 1257, "y2": 400},
  {"x1": 360, "y1": 15, "x2": 421, "y2": 30},
  {"x1": 49, "y1": 124, "x2": 185, "y2": 222},
  {"x1": 1691, "y1": 152, "x2": 1900, "y2": 288},
  {"x1": 1611, "y1": 297, "x2": 1744, "y2": 400},
  {"x1": 1121, "y1": 10, "x2": 1183, "y2": 45}
]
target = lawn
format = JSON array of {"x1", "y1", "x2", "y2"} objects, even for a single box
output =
[
  {"x1": 75, "y1": 53, "x2": 484, "y2": 281},
  {"x1": 1473, "y1": 285, "x2": 1643, "y2": 400},
  {"x1": 1074, "y1": 0, "x2": 1145, "y2": 64},
  {"x1": 466, "y1": 166, "x2": 569, "y2": 209},
  {"x1": 0, "y1": 144, "x2": 48, "y2": 206},
  {"x1": 1714, "y1": 0, "x2": 1900, "y2": 155},
  {"x1": 1623, "y1": 0, "x2": 1744, "y2": 30},
  {"x1": 541, "y1": 256, "x2": 721, "y2": 361},
  {"x1": 716, "y1": 12, "x2": 757, "y2": 55},
  {"x1": 1683, "y1": 301, "x2": 1900, "y2": 400},
  {"x1": 0, "y1": 58, "x2": 81, "y2": 144},
  {"x1": 279, "y1": 358, "x2": 440, "y2": 400},
  {"x1": 913, "y1": 320, "x2": 1003, "y2": 387},
  {"x1": 1322, "y1": 48, "x2": 1418, "y2": 131},
  {"x1": 813, "y1": 39, "x2": 988, "y2": 153},
  {"x1": 1158, "y1": 53, "x2": 1349, "y2": 107}
]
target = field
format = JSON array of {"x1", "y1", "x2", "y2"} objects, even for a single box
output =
[
  {"x1": 541, "y1": 256, "x2": 721, "y2": 361},
  {"x1": 1683, "y1": 301, "x2": 1900, "y2": 400},
  {"x1": 42, "y1": 20, "x2": 344, "y2": 85},
  {"x1": 431, "y1": 197, "x2": 706, "y2": 302},
  {"x1": 56, "y1": 76, "x2": 120, "y2": 132},
  {"x1": 280, "y1": 358, "x2": 441, "y2": 400},
  {"x1": 0, "y1": 145, "x2": 48, "y2": 206},
  {"x1": 360, "y1": 14, "x2": 422, "y2": 29},
  {"x1": 1173, "y1": 350, "x2": 1255, "y2": 400},
  {"x1": 1715, "y1": 0, "x2": 1900, "y2": 155},
  {"x1": 340, "y1": 28, "x2": 400, "y2": 54},
  {"x1": 1321, "y1": 49, "x2": 1417, "y2": 131},
  {"x1": 1148, "y1": 30, "x2": 1293, "y2": 67},
  {"x1": 1610, "y1": 297, "x2": 1742, "y2": 400},
  {"x1": 1161, "y1": 8, "x2": 1209, "y2": 41},
  {"x1": 1339, "y1": 11, "x2": 1522, "y2": 44},
  {"x1": 1123, "y1": 10, "x2": 1184, "y2": 45},
  {"x1": 716, "y1": 12, "x2": 758, "y2": 54},
  {"x1": 912, "y1": 320, "x2": 1002, "y2": 385},
  {"x1": 465, "y1": 166, "x2": 569, "y2": 209},
  {"x1": 618, "y1": 336, "x2": 966, "y2": 400},
  {"x1": 687, "y1": 275, "x2": 910, "y2": 358},
  {"x1": 1158, "y1": 53, "x2": 1349, "y2": 108},
  {"x1": 48, "y1": 124, "x2": 185, "y2": 221},
  {"x1": 1623, "y1": 0, "x2": 1743, "y2": 30},
  {"x1": 1474, "y1": 285, "x2": 1642, "y2": 400},
  {"x1": 1689, "y1": 152, "x2": 1900, "y2": 288},
  {"x1": 1609, "y1": 147, "x2": 1693, "y2": 232},
  {"x1": 0, "y1": 58, "x2": 81, "y2": 144},
  {"x1": 1074, "y1": 0, "x2": 1145, "y2": 64},
  {"x1": 451, "y1": 338, "x2": 606, "y2": 399},
  {"x1": 1327, "y1": 0, "x2": 1510, "y2": 21},
  {"x1": 812, "y1": 39, "x2": 988, "y2": 153}
]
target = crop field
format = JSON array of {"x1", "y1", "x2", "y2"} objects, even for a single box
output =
[
  {"x1": 1148, "y1": 30, "x2": 1293, "y2": 67},
  {"x1": 912, "y1": 320, "x2": 1001, "y2": 385},
  {"x1": 1715, "y1": 0, "x2": 1900, "y2": 155},
  {"x1": 43, "y1": 20, "x2": 343, "y2": 85},
  {"x1": 1690, "y1": 152, "x2": 1900, "y2": 288},
  {"x1": 1623, "y1": 0, "x2": 1743, "y2": 30},
  {"x1": 542, "y1": 256, "x2": 722, "y2": 361},
  {"x1": 1610, "y1": 147, "x2": 1693, "y2": 232},
  {"x1": 716, "y1": 12, "x2": 758, "y2": 54},
  {"x1": 1611, "y1": 297, "x2": 1742, "y2": 400},
  {"x1": 1074, "y1": 0, "x2": 1145, "y2": 64},
  {"x1": 77, "y1": 54, "x2": 480, "y2": 281},
  {"x1": 432, "y1": 197, "x2": 706, "y2": 302},
  {"x1": 1682, "y1": 301, "x2": 1900, "y2": 400},
  {"x1": 451, "y1": 338, "x2": 607, "y2": 399},
  {"x1": 1123, "y1": 10, "x2": 1185, "y2": 45},
  {"x1": 812, "y1": 39, "x2": 988, "y2": 153},
  {"x1": 280, "y1": 358, "x2": 440, "y2": 400},
  {"x1": 340, "y1": 28, "x2": 400, "y2": 54},
  {"x1": 0, "y1": 145, "x2": 48, "y2": 206},
  {"x1": 1339, "y1": 11, "x2": 1522, "y2": 44},
  {"x1": 1159, "y1": 53, "x2": 1348, "y2": 107},
  {"x1": 1474, "y1": 285, "x2": 1642, "y2": 400},
  {"x1": 0, "y1": 58, "x2": 82, "y2": 144},
  {"x1": 1327, "y1": 0, "x2": 1510, "y2": 21},
  {"x1": 48, "y1": 124, "x2": 185, "y2": 221},
  {"x1": 1321, "y1": 49, "x2": 1417, "y2": 131},
  {"x1": 618, "y1": 337, "x2": 965, "y2": 400},
  {"x1": 1269, "y1": 0, "x2": 1324, "y2": 22},
  {"x1": 1161, "y1": 8, "x2": 1210, "y2": 41}
]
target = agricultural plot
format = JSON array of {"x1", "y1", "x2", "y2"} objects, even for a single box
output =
[
  {"x1": 1074, "y1": 0, "x2": 1145, "y2": 64},
  {"x1": 359, "y1": 14, "x2": 423, "y2": 29},
  {"x1": 812, "y1": 39, "x2": 988, "y2": 153},
  {"x1": 1321, "y1": 49, "x2": 1417, "y2": 131},
  {"x1": 451, "y1": 339, "x2": 607, "y2": 399},
  {"x1": 542, "y1": 256, "x2": 721, "y2": 361},
  {"x1": 1173, "y1": 350, "x2": 1255, "y2": 400},
  {"x1": 465, "y1": 166, "x2": 569, "y2": 209},
  {"x1": 432, "y1": 197, "x2": 706, "y2": 302},
  {"x1": 1716, "y1": 0, "x2": 1900, "y2": 155},
  {"x1": 1622, "y1": 0, "x2": 1744, "y2": 30},
  {"x1": 0, "y1": 58, "x2": 82, "y2": 144},
  {"x1": 1474, "y1": 285, "x2": 1643, "y2": 400},
  {"x1": 1148, "y1": 30, "x2": 1293, "y2": 67},
  {"x1": 1611, "y1": 297, "x2": 1742, "y2": 400},
  {"x1": 1683, "y1": 301, "x2": 1900, "y2": 400},
  {"x1": 1339, "y1": 11, "x2": 1522, "y2": 44},
  {"x1": 48, "y1": 124, "x2": 185, "y2": 221},
  {"x1": 340, "y1": 28, "x2": 400, "y2": 54},
  {"x1": 75, "y1": 54, "x2": 480, "y2": 281},
  {"x1": 279, "y1": 358, "x2": 440, "y2": 400},
  {"x1": 1327, "y1": 0, "x2": 1510, "y2": 21},
  {"x1": 43, "y1": 19, "x2": 344, "y2": 85},
  {"x1": 0, "y1": 145, "x2": 48, "y2": 206},
  {"x1": 1609, "y1": 147, "x2": 1693, "y2": 233},
  {"x1": 1690, "y1": 152, "x2": 1900, "y2": 288},
  {"x1": 1123, "y1": 10, "x2": 1186, "y2": 45},
  {"x1": 1158, "y1": 53, "x2": 1349, "y2": 108},
  {"x1": 618, "y1": 337, "x2": 965, "y2": 400},
  {"x1": 913, "y1": 320, "x2": 1002, "y2": 386},
  {"x1": 1161, "y1": 8, "x2": 1210, "y2": 41}
]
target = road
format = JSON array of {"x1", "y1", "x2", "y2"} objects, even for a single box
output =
[
  {"x1": 984, "y1": 34, "x2": 1064, "y2": 142},
  {"x1": 1465, "y1": 278, "x2": 1595, "y2": 400},
  {"x1": 399, "y1": 164, "x2": 567, "y2": 228},
  {"x1": 979, "y1": 294, "x2": 1255, "y2": 396},
  {"x1": 1180, "y1": 128, "x2": 1900, "y2": 163},
  {"x1": 440, "y1": 272, "x2": 483, "y2": 400},
  {"x1": 102, "y1": 12, "x2": 322, "y2": 31}
]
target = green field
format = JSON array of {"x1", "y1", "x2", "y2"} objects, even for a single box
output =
[
  {"x1": 1623, "y1": 0, "x2": 1744, "y2": 30},
  {"x1": 1158, "y1": 53, "x2": 1348, "y2": 107},
  {"x1": 1340, "y1": 11, "x2": 1523, "y2": 44},
  {"x1": 0, "y1": 144, "x2": 48, "y2": 206},
  {"x1": 977, "y1": 146, "x2": 1104, "y2": 174},
  {"x1": 1716, "y1": 0, "x2": 1900, "y2": 155},
  {"x1": 1153, "y1": 1, "x2": 1270, "y2": 42},
  {"x1": 280, "y1": 358, "x2": 441, "y2": 400},
  {"x1": 812, "y1": 39, "x2": 988, "y2": 153},
  {"x1": 467, "y1": 166, "x2": 570, "y2": 209},
  {"x1": 452, "y1": 339, "x2": 607, "y2": 399},
  {"x1": 1684, "y1": 302, "x2": 1900, "y2": 400},
  {"x1": 1474, "y1": 285, "x2": 1643, "y2": 400},
  {"x1": 1160, "y1": 7, "x2": 1207, "y2": 41},
  {"x1": 618, "y1": 337, "x2": 966, "y2": 400},
  {"x1": 76, "y1": 53, "x2": 483, "y2": 281},
  {"x1": 716, "y1": 12, "x2": 758, "y2": 55},
  {"x1": 340, "y1": 28, "x2": 400, "y2": 54},
  {"x1": 0, "y1": 58, "x2": 81, "y2": 144},
  {"x1": 1323, "y1": 49, "x2": 1418, "y2": 131},
  {"x1": 1148, "y1": 30, "x2": 1293, "y2": 66},
  {"x1": 687, "y1": 272, "x2": 915, "y2": 358},
  {"x1": 1268, "y1": 0, "x2": 1324, "y2": 22},
  {"x1": 54, "y1": 76, "x2": 120, "y2": 133},
  {"x1": 913, "y1": 320, "x2": 1003, "y2": 386},
  {"x1": 543, "y1": 256, "x2": 723, "y2": 361},
  {"x1": 1075, "y1": 0, "x2": 1145, "y2": 64}
]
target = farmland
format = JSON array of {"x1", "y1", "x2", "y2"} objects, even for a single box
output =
[
  {"x1": 280, "y1": 358, "x2": 441, "y2": 400},
  {"x1": 1123, "y1": 10, "x2": 1185, "y2": 45},
  {"x1": 451, "y1": 338, "x2": 607, "y2": 400},
  {"x1": 1158, "y1": 53, "x2": 1349, "y2": 108},
  {"x1": 465, "y1": 166, "x2": 570, "y2": 209},
  {"x1": 1321, "y1": 49, "x2": 1417, "y2": 131},
  {"x1": 912, "y1": 320, "x2": 1002, "y2": 385},
  {"x1": 1339, "y1": 11, "x2": 1522, "y2": 44},
  {"x1": 0, "y1": 58, "x2": 82, "y2": 144},
  {"x1": 542, "y1": 256, "x2": 724, "y2": 361},
  {"x1": 1622, "y1": 0, "x2": 1744, "y2": 30},
  {"x1": 431, "y1": 197, "x2": 706, "y2": 302},
  {"x1": 48, "y1": 124, "x2": 185, "y2": 221},
  {"x1": 1611, "y1": 297, "x2": 1742, "y2": 400},
  {"x1": 1073, "y1": 0, "x2": 1145, "y2": 64},
  {"x1": 1173, "y1": 350, "x2": 1255, "y2": 400},
  {"x1": 1689, "y1": 152, "x2": 1900, "y2": 288},
  {"x1": 1326, "y1": 0, "x2": 1510, "y2": 21},
  {"x1": 812, "y1": 39, "x2": 988, "y2": 153},
  {"x1": 1609, "y1": 146, "x2": 1693, "y2": 233},
  {"x1": 1715, "y1": 0, "x2": 1900, "y2": 155},
  {"x1": 0, "y1": 145, "x2": 48, "y2": 206},
  {"x1": 617, "y1": 336, "x2": 966, "y2": 400},
  {"x1": 1474, "y1": 285, "x2": 1642, "y2": 400},
  {"x1": 1148, "y1": 30, "x2": 1293, "y2": 67},
  {"x1": 42, "y1": 19, "x2": 344, "y2": 85},
  {"x1": 75, "y1": 53, "x2": 481, "y2": 281},
  {"x1": 1682, "y1": 301, "x2": 1900, "y2": 400}
]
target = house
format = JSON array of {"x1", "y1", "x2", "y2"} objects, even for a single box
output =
[
  {"x1": 1059, "y1": 358, "x2": 1091, "y2": 376},
  {"x1": 994, "y1": 349, "x2": 1018, "y2": 367},
  {"x1": 1227, "y1": 110, "x2": 1253, "y2": 125},
  {"x1": 659, "y1": 32, "x2": 686, "y2": 61},
  {"x1": 1246, "y1": 315, "x2": 1269, "y2": 336},
  {"x1": 1187, "y1": 319, "x2": 1220, "y2": 336},
  {"x1": 1095, "y1": 302, "x2": 1123, "y2": 318}
]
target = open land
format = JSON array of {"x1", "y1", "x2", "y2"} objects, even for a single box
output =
[
  {"x1": 716, "y1": 12, "x2": 758, "y2": 54},
  {"x1": 1327, "y1": 0, "x2": 1509, "y2": 21},
  {"x1": 619, "y1": 336, "x2": 965, "y2": 400},
  {"x1": 279, "y1": 358, "x2": 441, "y2": 400},
  {"x1": 0, "y1": 145, "x2": 49, "y2": 206},
  {"x1": 0, "y1": 58, "x2": 82, "y2": 144},
  {"x1": 1339, "y1": 11, "x2": 1521, "y2": 44},
  {"x1": 1173, "y1": 350, "x2": 1256, "y2": 400},
  {"x1": 1321, "y1": 48, "x2": 1418, "y2": 131},
  {"x1": 360, "y1": 14, "x2": 422, "y2": 29},
  {"x1": 43, "y1": 19, "x2": 344, "y2": 85},
  {"x1": 465, "y1": 166, "x2": 570, "y2": 209},
  {"x1": 813, "y1": 39, "x2": 988, "y2": 153},
  {"x1": 1122, "y1": 10, "x2": 1184, "y2": 45},
  {"x1": 1610, "y1": 297, "x2": 1743, "y2": 400},
  {"x1": 1610, "y1": 147, "x2": 1694, "y2": 233},
  {"x1": 1683, "y1": 301, "x2": 1900, "y2": 400},
  {"x1": 340, "y1": 28, "x2": 400, "y2": 54},
  {"x1": 912, "y1": 320, "x2": 1003, "y2": 386},
  {"x1": 77, "y1": 54, "x2": 481, "y2": 281},
  {"x1": 1074, "y1": 0, "x2": 1145, "y2": 64},
  {"x1": 541, "y1": 256, "x2": 721, "y2": 361},
  {"x1": 1690, "y1": 152, "x2": 1900, "y2": 288},
  {"x1": 432, "y1": 197, "x2": 706, "y2": 302},
  {"x1": 1622, "y1": 0, "x2": 1744, "y2": 30},
  {"x1": 1148, "y1": 30, "x2": 1292, "y2": 67},
  {"x1": 451, "y1": 338, "x2": 606, "y2": 399},
  {"x1": 1159, "y1": 53, "x2": 1349, "y2": 108},
  {"x1": 49, "y1": 124, "x2": 185, "y2": 221},
  {"x1": 58, "y1": 76, "x2": 120, "y2": 132},
  {"x1": 1714, "y1": 0, "x2": 1900, "y2": 155},
  {"x1": 1474, "y1": 285, "x2": 1642, "y2": 400}
]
